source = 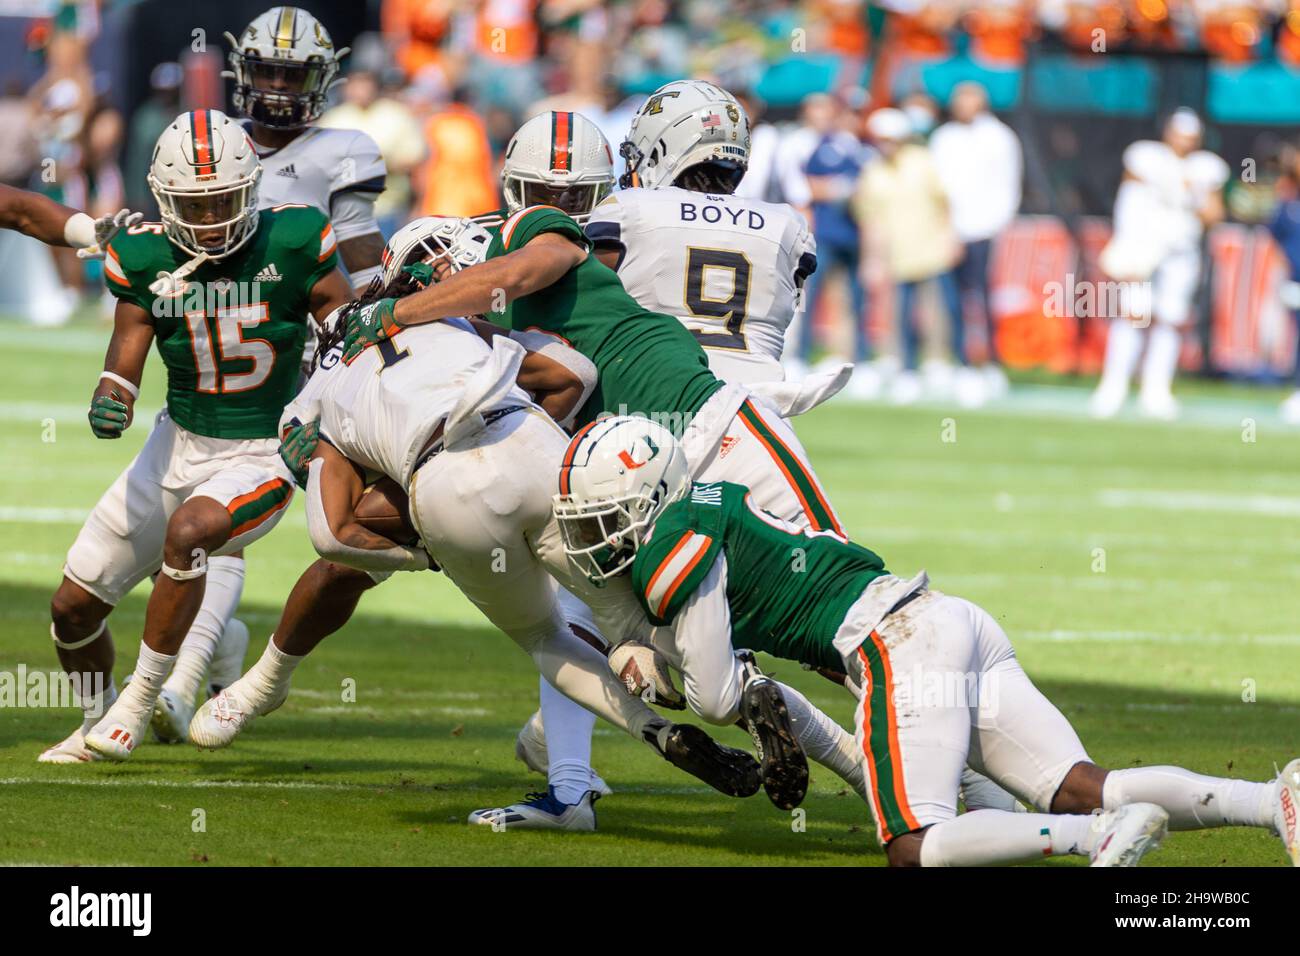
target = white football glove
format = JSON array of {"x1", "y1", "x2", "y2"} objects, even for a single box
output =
[
  {"x1": 608, "y1": 640, "x2": 685, "y2": 710},
  {"x1": 76, "y1": 208, "x2": 143, "y2": 260}
]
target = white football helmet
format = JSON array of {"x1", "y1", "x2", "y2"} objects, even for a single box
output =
[
  {"x1": 226, "y1": 6, "x2": 345, "y2": 129},
  {"x1": 148, "y1": 109, "x2": 262, "y2": 259},
  {"x1": 620, "y1": 80, "x2": 750, "y2": 191},
  {"x1": 502, "y1": 111, "x2": 614, "y2": 223},
  {"x1": 380, "y1": 215, "x2": 491, "y2": 288},
  {"x1": 553, "y1": 416, "x2": 692, "y2": 585}
]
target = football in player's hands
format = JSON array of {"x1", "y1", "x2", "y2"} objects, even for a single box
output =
[
  {"x1": 355, "y1": 476, "x2": 420, "y2": 546},
  {"x1": 608, "y1": 641, "x2": 686, "y2": 709}
]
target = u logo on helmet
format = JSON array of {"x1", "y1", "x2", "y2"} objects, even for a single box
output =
[{"x1": 617, "y1": 435, "x2": 660, "y2": 470}]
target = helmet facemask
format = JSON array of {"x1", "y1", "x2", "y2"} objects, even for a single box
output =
[
  {"x1": 231, "y1": 52, "x2": 332, "y2": 128},
  {"x1": 150, "y1": 165, "x2": 262, "y2": 259},
  {"x1": 504, "y1": 175, "x2": 612, "y2": 224},
  {"x1": 554, "y1": 489, "x2": 660, "y2": 585}
]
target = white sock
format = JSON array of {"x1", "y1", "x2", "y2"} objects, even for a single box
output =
[
  {"x1": 116, "y1": 643, "x2": 176, "y2": 718},
  {"x1": 1139, "y1": 322, "x2": 1181, "y2": 402},
  {"x1": 242, "y1": 636, "x2": 303, "y2": 706},
  {"x1": 918, "y1": 809, "x2": 1089, "y2": 866},
  {"x1": 162, "y1": 555, "x2": 244, "y2": 703},
  {"x1": 539, "y1": 675, "x2": 595, "y2": 805},
  {"x1": 1103, "y1": 766, "x2": 1272, "y2": 830},
  {"x1": 1097, "y1": 319, "x2": 1143, "y2": 396},
  {"x1": 778, "y1": 681, "x2": 867, "y2": 801},
  {"x1": 76, "y1": 677, "x2": 117, "y2": 736}
]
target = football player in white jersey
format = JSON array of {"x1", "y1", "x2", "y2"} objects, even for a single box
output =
[
  {"x1": 189, "y1": 217, "x2": 766, "y2": 829},
  {"x1": 227, "y1": 7, "x2": 386, "y2": 290},
  {"x1": 1091, "y1": 108, "x2": 1228, "y2": 420},
  {"x1": 148, "y1": 7, "x2": 390, "y2": 731},
  {"x1": 585, "y1": 80, "x2": 819, "y2": 387}
]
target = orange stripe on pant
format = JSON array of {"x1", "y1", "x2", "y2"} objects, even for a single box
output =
[
  {"x1": 857, "y1": 634, "x2": 921, "y2": 842},
  {"x1": 227, "y1": 478, "x2": 291, "y2": 539},
  {"x1": 737, "y1": 401, "x2": 843, "y2": 535}
]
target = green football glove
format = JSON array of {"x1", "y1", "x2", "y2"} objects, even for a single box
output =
[
  {"x1": 88, "y1": 392, "x2": 129, "y2": 439},
  {"x1": 279, "y1": 418, "x2": 321, "y2": 489},
  {"x1": 342, "y1": 298, "x2": 400, "y2": 362}
]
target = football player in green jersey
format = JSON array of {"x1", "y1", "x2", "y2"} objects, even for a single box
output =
[
  {"x1": 41, "y1": 110, "x2": 352, "y2": 764},
  {"x1": 553, "y1": 416, "x2": 1300, "y2": 867},
  {"x1": 0, "y1": 183, "x2": 140, "y2": 258}
]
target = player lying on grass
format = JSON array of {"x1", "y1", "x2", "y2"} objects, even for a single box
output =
[
  {"x1": 552, "y1": 416, "x2": 1300, "y2": 866},
  {"x1": 42, "y1": 110, "x2": 353, "y2": 763},
  {"x1": 188, "y1": 231, "x2": 766, "y2": 828},
  {"x1": 0, "y1": 182, "x2": 140, "y2": 258}
]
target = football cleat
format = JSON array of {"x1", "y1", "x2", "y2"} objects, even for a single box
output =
[
  {"x1": 467, "y1": 787, "x2": 599, "y2": 831},
  {"x1": 150, "y1": 687, "x2": 194, "y2": 744},
  {"x1": 84, "y1": 704, "x2": 153, "y2": 762},
  {"x1": 188, "y1": 682, "x2": 281, "y2": 750},
  {"x1": 1089, "y1": 803, "x2": 1168, "y2": 867},
  {"x1": 1272, "y1": 758, "x2": 1300, "y2": 866},
  {"x1": 655, "y1": 723, "x2": 761, "y2": 798},
  {"x1": 739, "y1": 674, "x2": 808, "y2": 811},
  {"x1": 208, "y1": 617, "x2": 250, "y2": 697},
  {"x1": 37, "y1": 728, "x2": 102, "y2": 764},
  {"x1": 514, "y1": 709, "x2": 612, "y2": 797}
]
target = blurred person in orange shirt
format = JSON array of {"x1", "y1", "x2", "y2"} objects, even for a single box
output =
[
  {"x1": 413, "y1": 87, "x2": 499, "y2": 219},
  {"x1": 464, "y1": 0, "x2": 543, "y2": 114},
  {"x1": 383, "y1": 0, "x2": 455, "y2": 81}
]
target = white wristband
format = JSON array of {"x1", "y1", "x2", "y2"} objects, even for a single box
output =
[
  {"x1": 63, "y1": 212, "x2": 96, "y2": 248},
  {"x1": 99, "y1": 371, "x2": 140, "y2": 400}
]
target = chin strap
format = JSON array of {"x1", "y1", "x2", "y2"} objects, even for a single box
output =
[{"x1": 149, "y1": 251, "x2": 211, "y2": 296}]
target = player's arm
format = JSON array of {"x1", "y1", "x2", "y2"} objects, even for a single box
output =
[
  {"x1": 89, "y1": 300, "x2": 154, "y2": 439},
  {"x1": 0, "y1": 183, "x2": 140, "y2": 257},
  {"x1": 657, "y1": 556, "x2": 743, "y2": 725},
  {"x1": 307, "y1": 267, "x2": 356, "y2": 327},
  {"x1": 337, "y1": 232, "x2": 385, "y2": 289},
  {"x1": 392, "y1": 233, "x2": 586, "y2": 327},
  {"x1": 465, "y1": 320, "x2": 596, "y2": 426},
  {"x1": 304, "y1": 442, "x2": 430, "y2": 572}
]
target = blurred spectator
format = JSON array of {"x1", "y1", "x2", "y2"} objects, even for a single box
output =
[
  {"x1": 774, "y1": 93, "x2": 837, "y2": 226},
  {"x1": 1269, "y1": 147, "x2": 1300, "y2": 424},
  {"x1": 899, "y1": 90, "x2": 940, "y2": 140},
  {"x1": 930, "y1": 81, "x2": 1022, "y2": 392},
  {"x1": 321, "y1": 66, "x2": 427, "y2": 237},
  {"x1": 382, "y1": 0, "x2": 455, "y2": 83},
  {"x1": 463, "y1": 0, "x2": 542, "y2": 115},
  {"x1": 0, "y1": 80, "x2": 38, "y2": 186},
  {"x1": 413, "y1": 87, "x2": 499, "y2": 218},
  {"x1": 734, "y1": 89, "x2": 781, "y2": 202},
  {"x1": 792, "y1": 94, "x2": 875, "y2": 387},
  {"x1": 855, "y1": 107, "x2": 971, "y2": 406},
  {"x1": 1091, "y1": 109, "x2": 1229, "y2": 420},
  {"x1": 123, "y1": 62, "x2": 181, "y2": 217}
]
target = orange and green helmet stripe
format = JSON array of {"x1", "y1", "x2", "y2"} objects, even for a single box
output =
[
  {"x1": 550, "y1": 111, "x2": 573, "y2": 173},
  {"x1": 190, "y1": 109, "x2": 216, "y2": 177}
]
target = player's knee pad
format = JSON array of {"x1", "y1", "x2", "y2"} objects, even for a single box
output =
[
  {"x1": 161, "y1": 560, "x2": 208, "y2": 582},
  {"x1": 50, "y1": 619, "x2": 106, "y2": 651}
]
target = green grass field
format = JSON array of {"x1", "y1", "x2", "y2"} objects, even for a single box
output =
[{"x1": 0, "y1": 318, "x2": 1297, "y2": 866}]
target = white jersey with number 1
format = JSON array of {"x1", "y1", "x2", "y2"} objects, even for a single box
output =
[
  {"x1": 281, "y1": 320, "x2": 532, "y2": 489},
  {"x1": 584, "y1": 186, "x2": 816, "y2": 384}
]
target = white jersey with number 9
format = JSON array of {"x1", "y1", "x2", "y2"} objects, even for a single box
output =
[{"x1": 585, "y1": 186, "x2": 816, "y2": 384}]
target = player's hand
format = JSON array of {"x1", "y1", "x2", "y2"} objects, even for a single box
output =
[
  {"x1": 76, "y1": 208, "x2": 143, "y2": 260},
  {"x1": 342, "y1": 298, "x2": 400, "y2": 361},
  {"x1": 279, "y1": 418, "x2": 321, "y2": 489},
  {"x1": 88, "y1": 393, "x2": 130, "y2": 439}
]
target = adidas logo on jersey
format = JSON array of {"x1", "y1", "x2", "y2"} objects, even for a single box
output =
[
  {"x1": 276, "y1": 164, "x2": 298, "y2": 178},
  {"x1": 253, "y1": 263, "x2": 283, "y2": 282}
]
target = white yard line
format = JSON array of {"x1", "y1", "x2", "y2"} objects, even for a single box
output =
[
  {"x1": 1019, "y1": 628, "x2": 1300, "y2": 646},
  {"x1": 1097, "y1": 488, "x2": 1300, "y2": 517}
]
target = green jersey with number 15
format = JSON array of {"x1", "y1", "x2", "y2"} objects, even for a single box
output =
[
  {"x1": 104, "y1": 204, "x2": 338, "y2": 440},
  {"x1": 484, "y1": 204, "x2": 723, "y2": 432}
]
